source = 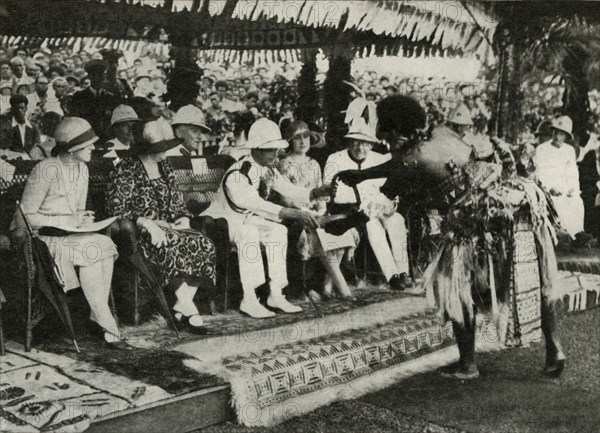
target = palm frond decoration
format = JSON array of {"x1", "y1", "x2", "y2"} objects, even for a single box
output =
[{"x1": 491, "y1": 2, "x2": 600, "y2": 144}]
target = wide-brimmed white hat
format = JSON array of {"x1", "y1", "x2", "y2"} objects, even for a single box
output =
[
  {"x1": 344, "y1": 118, "x2": 379, "y2": 144},
  {"x1": 550, "y1": 115, "x2": 573, "y2": 140},
  {"x1": 109, "y1": 104, "x2": 141, "y2": 129},
  {"x1": 171, "y1": 105, "x2": 211, "y2": 133},
  {"x1": 243, "y1": 118, "x2": 289, "y2": 149},
  {"x1": 134, "y1": 69, "x2": 152, "y2": 81}
]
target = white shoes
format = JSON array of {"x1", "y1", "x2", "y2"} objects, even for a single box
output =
[
  {"x1": 103, "y1": 330, "x2": 121, "y2": 344},
  {"x1": 240, "y1": 298, "x2": 276, "y2": 319},
  {"x1": 267, "y1": 295, "x2": 303, "y2": 314}
]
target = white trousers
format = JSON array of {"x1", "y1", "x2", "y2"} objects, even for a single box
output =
[
  {"x1": 366, "y1": 212, "x2": 409, "y2": 280},
  {"x1": 551, "y1": 194, "x2": 585, "y2": 238},
  {"x1": 230, "y1": 216, "x2": 289, "y2": 300}
]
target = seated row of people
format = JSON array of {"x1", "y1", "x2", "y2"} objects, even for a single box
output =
[
  {"x1": 13, "y1": 117, "x2": 219, "y2": 343},
  {"x1": 27, "y1": 95, "x2": 590, "y2": 346},
  {"x1": 12, "y1": 107, "x2": 413, "y2": 344}
]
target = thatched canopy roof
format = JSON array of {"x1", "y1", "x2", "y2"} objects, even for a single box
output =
[{"x1": 0, "y1": 0, "x2": 498, "y2": 62}]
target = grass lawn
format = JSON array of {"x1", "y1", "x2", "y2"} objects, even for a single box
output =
[{"x1": 203, "y1": 308, "x2": 600, "y2": 433}]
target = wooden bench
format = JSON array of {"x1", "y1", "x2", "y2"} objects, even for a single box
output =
[{"x1": 0, "y1": 154, "x2": 235, "y2": 349}]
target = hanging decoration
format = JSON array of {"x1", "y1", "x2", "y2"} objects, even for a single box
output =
[{"x1": 1, "y1": 0, "x2": 484, "y2": 63}]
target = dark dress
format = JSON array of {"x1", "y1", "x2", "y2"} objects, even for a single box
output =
[{"x1": 106, "y1": 157, "x2": 216, "y2": 287}]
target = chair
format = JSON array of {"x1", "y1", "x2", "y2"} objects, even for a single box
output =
[
  {"x1": 113, "y1": 155, "x2": 236, "y2": 325},
  {"x1": 0, "y1": 158, "x2": 115, "y2": 351},
  {"x1": 168, "y1": 155, "x2": 236, "y2": 313}
]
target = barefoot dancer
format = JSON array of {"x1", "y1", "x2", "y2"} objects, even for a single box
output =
[{"x1": 335, "y1": 95, "x2": 566, "y2": 379}]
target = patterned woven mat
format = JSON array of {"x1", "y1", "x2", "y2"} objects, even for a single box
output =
[
  {"x1": 123, "y1": 288, "x2": 413, "y2": 349},
  {"x1": 182, "y1": 310, "x2": 455, "y2": 426},
  {"x1": 556, "y1": 246, "x2": 600, "y2": 275},
  {"x1": 0, "y1": 343, "x2": 172, "y2": 433}
]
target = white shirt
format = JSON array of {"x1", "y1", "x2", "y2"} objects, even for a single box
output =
[
  {"x1": 12, "y1": 117, "x2": 31, "y2": 147},
  {"x1": 106, "y1": 138, "x2": 130, "y2": 151},
  {"x1": 534, "y1": 140, "x2": 580, "y2": 195},
  {"x1": 103, "y1": 138, "x2": 130, "y2": 160},
  {"x1": 324, "y1": 149, "x2": 391, "y2": 204}
]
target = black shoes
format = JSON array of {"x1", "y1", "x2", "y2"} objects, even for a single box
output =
[
  {"x1": 399, "y1": 272, "x2": 414, "y2": 288},
  {"x1": 389, "y1": 275, "x2": 404, "y2": 291},
  {"x1": 389, "y1": 273, "x2": 414, "y2": 291},
  {"x1": 543, "y1": 359, "x2": 566, "y2": 378},
  {"x1": 175, "y1": 313, "x2": 209, "y2": 335}
]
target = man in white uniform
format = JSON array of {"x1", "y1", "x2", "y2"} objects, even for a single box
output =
[
  {"x1": 324, "y1": 120, "x2": 412, "y2": 290},
  {"x1": 202, "y1": 118, "x2": 333, "y2": 318},
  {"x1": 166, "y1": 105, "x2": 211, "y2": 157},
  {"x1": 534, "y1": 115, "x2": 585, "y2": 238}
]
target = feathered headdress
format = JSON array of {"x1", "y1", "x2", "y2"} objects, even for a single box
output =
[{"x1": 342, "y1": 80, "x2": 378, "y2": 136}]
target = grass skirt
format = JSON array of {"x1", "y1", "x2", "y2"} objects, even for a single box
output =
[{"x1": 424, "y1": 213, "x2": 555, "y2": 346}]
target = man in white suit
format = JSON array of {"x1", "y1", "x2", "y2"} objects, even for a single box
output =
[
  {"x1": 324, "y1": 120, "x2": 412, "y2": 290},
  {"x1": 202, "y1": 118, "x2": 333, "y2": 318}
]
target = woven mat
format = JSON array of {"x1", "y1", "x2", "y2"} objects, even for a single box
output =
[
  {"x1": 183, "y1": 310, "x2": 456, "y2": 426},
  {"x1": 0, "y1": 343, "x2": 172, "y2": 433},
  {"x1": 556, "y1": 246, "x2": 600, "y2": 275},
  {"x1": 124, "y1": 288, "x2": 413, "y2": 350},
  {"x1": 557, "y1": 271, "x2": 600, "y2": 313}
]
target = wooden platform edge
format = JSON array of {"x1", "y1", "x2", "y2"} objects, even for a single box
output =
[{"x1": 86, "y1": 385, "x2": 234, "y2": 433}]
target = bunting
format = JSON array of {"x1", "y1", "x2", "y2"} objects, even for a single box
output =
[{"x1": 1, "y1": 0, "x2": 491, "y2": 61}]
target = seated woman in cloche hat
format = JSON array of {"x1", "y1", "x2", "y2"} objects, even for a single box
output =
[{"x1": 15, "y1": 117, "x2": 121, "y2": 344}]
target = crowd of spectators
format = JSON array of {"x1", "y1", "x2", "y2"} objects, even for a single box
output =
[
  {"x1": 1, "y1": 43, "x2": 599, "y2": 159},
  {"x1": 0, "y1": 42, "x2": 598, "y2": 342}
]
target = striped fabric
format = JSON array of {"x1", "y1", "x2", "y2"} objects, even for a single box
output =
[{"x1": 505, "y1": 215, "x2": 543, "y2": 347}]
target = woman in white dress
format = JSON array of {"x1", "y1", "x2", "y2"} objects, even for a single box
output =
[
  {"x1": 276, "y1": 121, "x2": 358, "y2": 300},
  {"x1": 16, "y1": 117, "x2": 120, "y2": 343},
  {"x1": 534, "y1": 116, "x2": 585, "y2": 238}
]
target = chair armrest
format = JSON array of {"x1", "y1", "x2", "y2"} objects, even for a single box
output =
[
  {"x1": 187, "y1": 200, "x2": 210, "y2": 216},
  {"x1": 190, "y1": 215, "x2": 215, "y2": 233},
  {"x1": 191, "y1": 216, "x2": 230, "y2": 252},
  {"x1": 105, "y1": 218, "x2": 139, "y2": 257}
]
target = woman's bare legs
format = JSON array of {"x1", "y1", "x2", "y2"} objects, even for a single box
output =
[
  {"x1": 541, "y1": 296, "x2": 566, "y2": 376},
  {"x1": 320, "y1": 249, "x2": 354, "y2": 299}
]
